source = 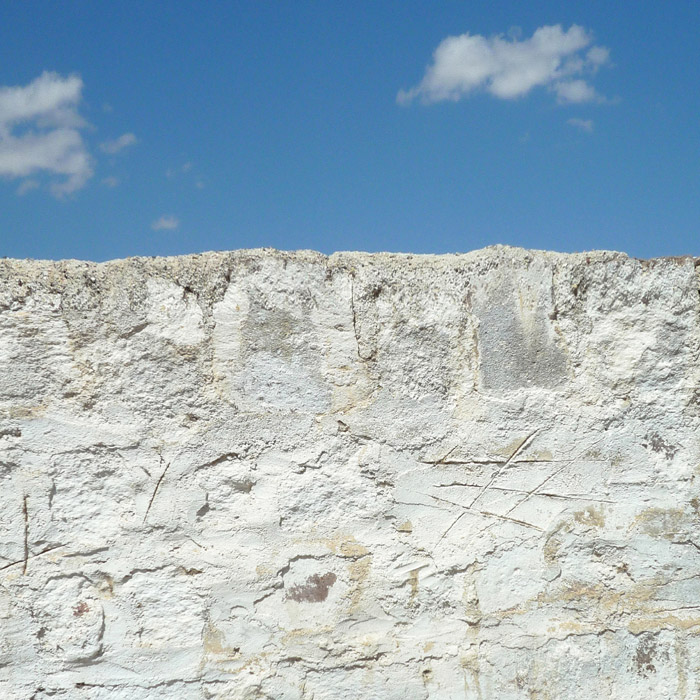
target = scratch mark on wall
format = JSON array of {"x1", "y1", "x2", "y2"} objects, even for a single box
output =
[
  {"x1": 143, "y1": 457, "x2": 172, "y2": 524},
  {"x1": 22, "y1": 495, "x2": 28, "y2": 575}
]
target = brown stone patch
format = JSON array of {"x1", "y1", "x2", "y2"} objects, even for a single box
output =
[
  {"x1": 573, "y1": 505, "x2": 605, "y2": 529},
  {"x1": 634, "y1": 633, "x2": 658, "y2": 677},
  {"x1": 286, "y1": 572, "x2": 337, "y2": 603},
  {"x1": 72, "y1": 601, "x2": 89, "y2": 617}
]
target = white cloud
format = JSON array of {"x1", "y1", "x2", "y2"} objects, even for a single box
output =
[
  {"x1": 102, "y1": 176, "x2": 120, "y2": 187},
  {"x1": 100, "y1": 132, "x2": 137, "y2": 154},
  {"x1": 398, "y1": 24, "x2": 609, "y2": 106},
  {"x1": 587, "y1": 46, "x2": 610, "y2": 67},
  {"x1": 555, "y1": 79, "x2": 597, "y2": 104},
  {"x1": 0, "y1": 72, "x2": 93, "y2": 195},
  {"x1": 152, "y1": 215, "x2": 179, "y2": 231},
  {"x1": 567, "y1": 117, "x2": 594, "y2": 132}
]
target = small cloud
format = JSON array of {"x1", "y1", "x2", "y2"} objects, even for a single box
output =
[
  {"x1": 587, "y1": 46, "x2": 610, "y2": 68},
  {"x1": 151, "y1": 215, "x2": 179, "y2": 231},
  {"x1": 16, "y1": 179, "x2": 40, "y2": 195},
  {"x1": 398, "y1": 24, "x2": 610, "y2": 106},
  {"x1": 166, "y1": 161, "x2": 193, "y2": 179},
  {"x1": 0, "y1": 71, "x2": 93, "y2": 195},
  {"x1": 102, "y1": 102, "x2": 113, "y2": 113},
  {"x1": 100, "y1": 132, "x2": 137, "y2": 154},
  {"x1": 555, "y1": 79, "x2": 598, "y2": 104},
  {"x1": 567, "y1": 117, "x2": 594, "y2": 132},
  {"x1": 101, "y1": 176, "x2": 120, "y2": 187}
]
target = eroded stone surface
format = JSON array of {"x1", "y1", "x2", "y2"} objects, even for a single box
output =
[{"x1": 0, "y1": 246, "x2": 699, "y2": 698}]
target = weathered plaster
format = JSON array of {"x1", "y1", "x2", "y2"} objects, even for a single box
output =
[{"x1": 0, "y1": 246, "x2": 699, "y2": 698}]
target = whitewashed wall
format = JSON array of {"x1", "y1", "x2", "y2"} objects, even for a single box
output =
[{"x1": 0, "y1": 247, "x2": 699, "y2": 699}]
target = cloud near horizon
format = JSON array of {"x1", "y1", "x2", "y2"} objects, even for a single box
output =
[
  {"x1": 398, "y1": 24, "x2": 609, "y2": 106},
  {"x1": 151, "y1": 215, "x2": 179, "y2": 231},
  {"x1": 0, "y1": 72, "x2": 93, "y2": 195}
]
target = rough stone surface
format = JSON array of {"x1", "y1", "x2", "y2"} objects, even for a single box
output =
[{"x1": 0, "y1": 246, "x2": 699, "y2": 699}]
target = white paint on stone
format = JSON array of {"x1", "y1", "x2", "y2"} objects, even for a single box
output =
[
  {"x1": 0, "y1": 247, "x2": 699, "y2": 698},
  {"x1": 146, "y1": 277, "x2": 205, "y2": 345}
]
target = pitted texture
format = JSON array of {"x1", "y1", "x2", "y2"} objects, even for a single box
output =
[{"x1": 0, "y1": 247, "x2": 699, "y2": 699}]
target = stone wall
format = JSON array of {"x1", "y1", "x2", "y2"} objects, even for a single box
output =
[{"x1": 0, "y1": 247, "x2": 699, "y2": 698}]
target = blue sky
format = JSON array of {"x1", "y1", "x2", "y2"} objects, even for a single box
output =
[{"x1": 1, "y1": 1, "x2": 698, "y2": 261}]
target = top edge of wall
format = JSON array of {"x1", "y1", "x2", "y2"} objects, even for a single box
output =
[{"x1": 1, "y1": 244, "x2": 698, "y2": 269}]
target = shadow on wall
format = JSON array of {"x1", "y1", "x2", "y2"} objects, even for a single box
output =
[{"x1": 476, "y1": 281, "x2": 567, "y2": 392}]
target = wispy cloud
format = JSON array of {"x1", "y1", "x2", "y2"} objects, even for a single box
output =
[
  {"x1": 398, "y1": 25, "x2": 610, "y2": 106},
  {"x1": 101, "y1": 176, "x2": 120, "y2": 187},
  {"x1": 151, "y1": 215, "x2": 179, "y2": 231},
  {"x1": 16, "y1": 179, "x2": 39, "y2": 195},
  {"x1": 166, "y1": 161, "x2": 193, "y2": 179},
  {"x1": 567, "y1": 117, "x2": 594, "y2": 132},
  {"x1": 100, "y1": 132, "x2": 137, "y2": 154},
  {"x1": 0, "y1": 71, "x2": 93, "y2": 195}
]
